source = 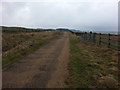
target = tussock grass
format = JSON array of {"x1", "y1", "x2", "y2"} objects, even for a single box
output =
[
  {"x1": 67, "y1": 33, "x2": 118, "y2": 88},
  {"x1": 2, "y1": 31, "x2": 62, "y2": 68}
]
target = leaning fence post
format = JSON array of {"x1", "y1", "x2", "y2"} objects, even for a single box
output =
[
  {"x1": 99, "y1": 33, "x2": 101, "y2": 45},
  {"x1": 108, "y1": 33, "x2": 111, "y2": 48}
]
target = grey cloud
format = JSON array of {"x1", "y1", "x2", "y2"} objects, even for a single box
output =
[{"x1": 1, "y1": 1, "x2": 118, "y2": 31}]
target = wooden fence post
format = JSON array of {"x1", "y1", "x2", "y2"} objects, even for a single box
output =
[
  {"x1": 82, "y1": 32, "x2": 84, "y2": 41},
  {"x1": 93, "y1": 33, "x2": 96, "y2": 43},
  {"x1": 85, "y1": 32, "x2": 87, "y2": 41},
  {"x1": 108, "y1": 33, "x2": 111, "y2": 48},
  {"x1": 99, "y1": 33, "x2": 101, "y2": 45},
  {"x1": 89, "y1": 31, "x2": 92, "y2": 42}
]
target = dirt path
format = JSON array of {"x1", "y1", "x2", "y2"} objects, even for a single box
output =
[{"x1": 2, "y1": 32, "x2": 69, "y2": 88}]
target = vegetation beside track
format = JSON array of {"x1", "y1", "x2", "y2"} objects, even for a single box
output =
[
  {"x1": 2, "y1": 31, "x2": 63, "y2": 67},
  {"x1": 67, "y1": 33, "x2": 118, "y2": 88}
]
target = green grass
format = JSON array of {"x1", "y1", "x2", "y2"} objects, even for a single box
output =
[
  {"x1": 68, "y1": 37, "x2": 94, "y2": 88},
  {"x1": 67, "y1": 34, "x2": 118, "y2": 88}
]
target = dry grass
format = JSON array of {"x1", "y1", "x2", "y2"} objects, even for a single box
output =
[
  {"x1": 2, "y1": 31, "x2": 60, "y2": 52},
  {"x1": 67, "y1": 33, "x2": 119, "y2": 88},
  {"x1": 2, "y1": 31, "x2": 62, "y2": 67}
]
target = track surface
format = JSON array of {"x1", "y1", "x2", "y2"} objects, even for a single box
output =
[{"x1": 3, "y1": 32, "x2": 69, "y2": 88}]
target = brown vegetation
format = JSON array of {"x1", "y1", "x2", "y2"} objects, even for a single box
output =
[
  {"x1": 67, "y1": 33, "x2": 118, "y2": 88},
  {"x1": 2, "y1": 31, "x2": 62, "y2": 67}
]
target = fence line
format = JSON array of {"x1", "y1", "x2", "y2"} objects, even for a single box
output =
[{"x1": 76, "y1": 32, "x2": 119, "y2": 51}]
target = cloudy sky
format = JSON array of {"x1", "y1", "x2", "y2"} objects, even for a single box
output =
[{"x1": 1, "y1": 0, "x2": 119, "y2": 32}]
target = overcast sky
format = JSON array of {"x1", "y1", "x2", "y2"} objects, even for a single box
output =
[{"x1": 1, "y1": 0, "x2": 119, "y2": 32}]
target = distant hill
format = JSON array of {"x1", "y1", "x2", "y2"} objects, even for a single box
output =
[
  {"x1": 69, "y1": 29, "x2": 82, "y2": 33},
  {"x1": 1, "y1": 26, "x2": 47, "y2": 33},
  {"x1": 37, "y1": 28, "x2": 56, "y2": 31},
  {"x1": 56, "y1": 28, "x2": 70, "y2": 32},
  {"x1": 1, "y1": 26, "x2": 82, "y2": 33}
]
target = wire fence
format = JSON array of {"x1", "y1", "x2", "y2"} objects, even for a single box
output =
[{"x1": 76, "y1": 31, "x2": 119, "y2": 51}]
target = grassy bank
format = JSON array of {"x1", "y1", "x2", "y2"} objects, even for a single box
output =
[
  {"x1": 67, "y1": 33, "x2": 118, "y2": 88},
  {"x1": 2, "y1": 31, "x2": 62, "y2": 68}
]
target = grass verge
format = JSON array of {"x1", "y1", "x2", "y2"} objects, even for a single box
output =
[
  {"x1": 2, "y1": 31, "x2": 63, "y2": 68},
  {"x1": 67, "y1": 33, "x2": 118, "y2": 88}
]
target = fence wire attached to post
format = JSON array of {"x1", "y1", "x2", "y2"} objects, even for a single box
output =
[{"x1": 80, "y1": 31, "x2": 119, "y2": 51}]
